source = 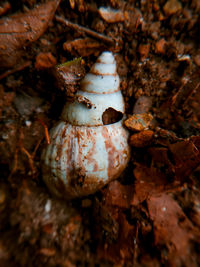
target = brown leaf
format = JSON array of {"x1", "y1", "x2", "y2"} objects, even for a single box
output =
[
  {"x1": 0, "y1": 0, "x2": 59, "y2": 69},
  {"x1": 97, "y1": 213, "x2": 135, "y2": 264},
  {"x1": 169, "y1": 138, "x2": 200, "y2": 179},
  {"x1": 131, "y1": 165, "x2": 169, "y2": 206},
  {"x1": 63, "y1": 37, "x2": 105, "y2": 57},
  {"x1": 147, "y1": 193, "x2": 197, "y2": 266},
  {"x1": 52, "y1": 58, "x2": 85, "y2": 98},
  {"x1": 102, "y1": 180, "x2": 134, "y2": 209}
]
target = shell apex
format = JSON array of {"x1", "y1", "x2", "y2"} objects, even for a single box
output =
[{"x1": 80, "y1": 51, "x2": 119, "y2": 94}]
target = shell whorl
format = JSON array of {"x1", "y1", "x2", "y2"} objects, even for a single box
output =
[
  {"x1": 41, "y1": 51, "x2": 130, "y2": 199},
  {"x1": 62, "y1": 51, "x2": 124, "y2": 126},
  {"x1": 80, "y1": 51, "x2": 120, "y2": 94}
]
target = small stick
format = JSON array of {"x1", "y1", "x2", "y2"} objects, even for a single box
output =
[
  {"x1": 32, "y1": 137, "x2": 43, "y2": 159},
  {"x1": 38, "y1": 118, "x2": 51, "y2": 145},
  {"x1": 55, "y1": 15, "x2": 114, "y2": 45},
  {"x1": 0, "y1": 61, "x2": 31, "y2": 80},
  {"x1": 8, "y1": 148, "x2": 19, "y2": 180},
  {"x1": 21, "y1": 146, "x2": 35, "y2": 174}
]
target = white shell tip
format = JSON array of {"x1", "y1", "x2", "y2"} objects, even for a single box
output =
[{"x1": 97, "y1": 51, "x2": 115, "y2": 64}]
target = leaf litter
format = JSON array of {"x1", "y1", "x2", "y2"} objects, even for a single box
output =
[{"x1": 0, "y1": 0, "x2": 200, "y2": 266}]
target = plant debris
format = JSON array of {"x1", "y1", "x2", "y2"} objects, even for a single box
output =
[
  {"x1": 0, "y1": 0, "x2": 59, "y2": 69},
  {"x1": 0, "y1": 0, "x2": 200, "y2": 266}
]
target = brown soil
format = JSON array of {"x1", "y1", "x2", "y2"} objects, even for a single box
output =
[{"x1": 0, "y1": 0, "x2": 200, "y2": 266}]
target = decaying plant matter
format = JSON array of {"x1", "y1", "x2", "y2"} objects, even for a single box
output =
[{"x1": 0, "y1": 0, "x2": 200, "y2": 266}]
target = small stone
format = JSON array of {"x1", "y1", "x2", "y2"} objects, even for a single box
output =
[
  {"x1": 35, "y1": 52, "x2": 57, "y2": 70},
  {"x1": 25, "y1": 120, "x2": 32, "y2": 127},
  {"x1": 163, "y1": 0, "x2": 182, "y2": 16},
  {"x1": 124, "y1": 113, "x2": 154, "y2": 131},
  {"x1": 155, "y1": 38, "x2": 166, "y2": 54},
  {"x1": 129, "y1": 130, "x2": 154, "y2": 147},
  {"x1": 99, "y1": 7, "x2": 124, "y2": 23},
  {"x1": 138, "y1": 44, "x2": 150, "y2": 59}
]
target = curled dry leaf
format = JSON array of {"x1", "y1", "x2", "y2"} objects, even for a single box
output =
[
  {"x1": 63, "y1": 37, "x2": 105, "y2": 57},
  {"x1": 0, "y1": 0, "x2": 58, "y2": 69},
  {"x1": 52, "y1": 58, "x2": 85, "y2": 98}
]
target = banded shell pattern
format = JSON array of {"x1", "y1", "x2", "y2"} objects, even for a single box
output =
[{"x1": 42, "y1": 51, "x2": 130, "y2": 199}]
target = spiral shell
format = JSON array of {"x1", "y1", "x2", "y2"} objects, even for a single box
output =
[{"x1": 41, "y1": 52, "x2": 130, "y2": 199}]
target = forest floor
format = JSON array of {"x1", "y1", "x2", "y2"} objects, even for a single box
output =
[{"x1": 0, "y1": 0, "x2": 200, "y2": 266}]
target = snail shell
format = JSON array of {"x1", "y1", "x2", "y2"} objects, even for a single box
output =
[{"x1": 41, "y1": 52, "x2": 130, "y2": 199}]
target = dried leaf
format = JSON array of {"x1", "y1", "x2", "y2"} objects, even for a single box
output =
[
  {"x1": 169, "y1": 137, "x2": 200, "y2": 179},
  {"x1": 147, "y1": 193, "x2": 197, "y2": 266},
  {"x1": 63, "y1": 37, "x2": 105, "y2": 57},
  {"x1": 131, "y1": 165, "x2": 169, "y2": 206},
  {"x1": 102, "y1": 180, "x2": 133, "y2": 209},
  {"x1": 0, "y1": 0, "x2": 59, "y2": 69},
  {"x1": 97, "y1": 211, "x2": 135, "y2": 264},
  {"x1": 52, "y1": 58, "x2": 85, "y2": 98}
]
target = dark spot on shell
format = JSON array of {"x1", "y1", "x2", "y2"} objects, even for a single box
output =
[{"x1": 102, "y1": 107, "x2": 123, "y2": 125}]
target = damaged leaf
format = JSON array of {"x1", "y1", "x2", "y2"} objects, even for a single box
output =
[
  {"x1": 0, "y1": 0, "x2": 59, "y2": 69},
  {"x1": 147, "y1": 193, "x2": 197, "y2": 266},
  {"x1": 169, "y1": 137, "x2": 200, "y2": 179},
  {"x1": 52, "y1": 58, "x2": 85, "y2": 98},
  {"x1": 63, "y1": 37, "x2": 105, "y2": 57},
  {"x1": 131, "y1": 165, "x2": 169, "y2": 206}
]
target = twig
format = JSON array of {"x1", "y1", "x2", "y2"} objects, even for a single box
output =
[
  {"x1": 0, "y1": 61, "x2": 31, "y2": 80},
  {"x1": 38, "y1": 118, "x2": 51, "y2": 145},
  {"x1": 55, "y1": 15, "x2": 114, "y2": 45},
  {"x1": 21, "y1": 146, "x2": 35, "y2": 173},
  {"x1": 32, "y1": 137, "x2": 43, "y2": 159}
]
